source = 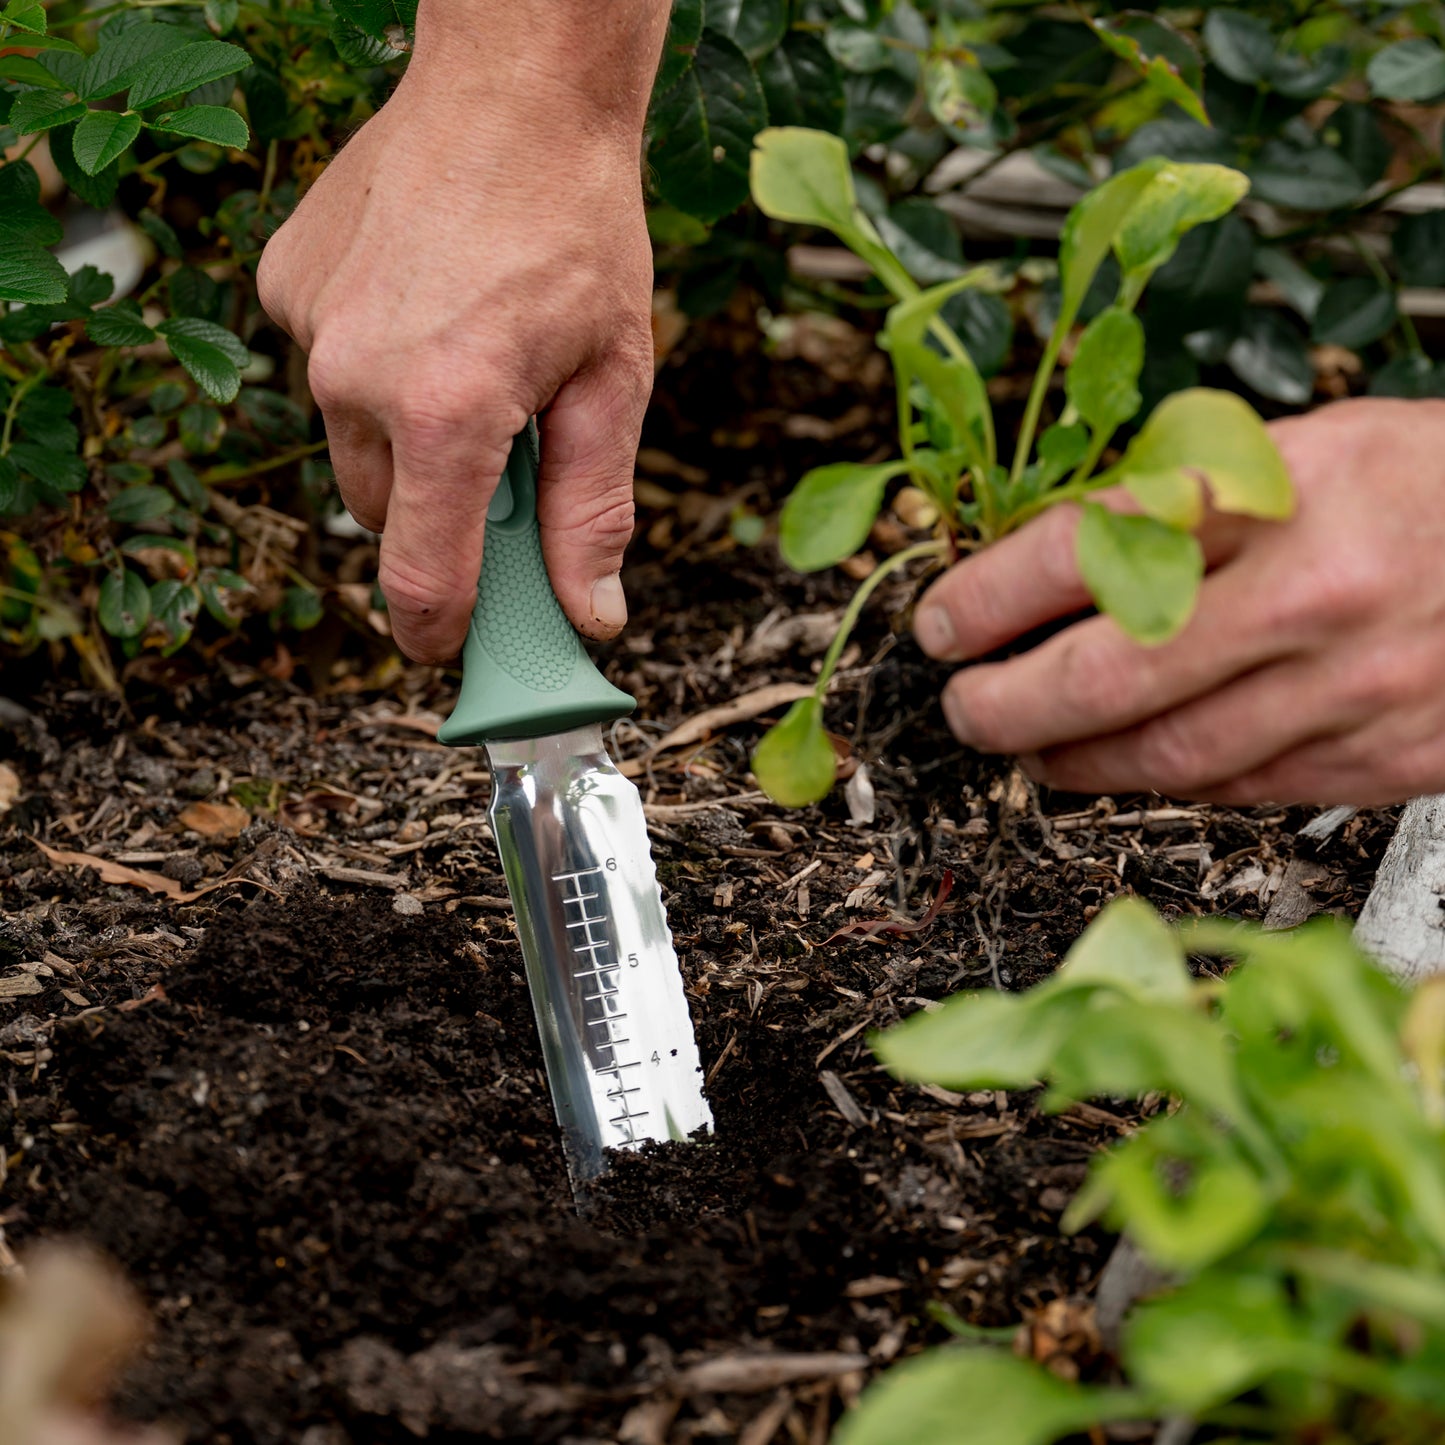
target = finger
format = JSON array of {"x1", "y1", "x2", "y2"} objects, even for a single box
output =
[
  {"x1": 378, "y1": 402, "x2": 519, "y2": 664},
  {"x1": 537, "y1": 355, "x2": 650, "y2": 640},
  {"x1": 940, "y1": 552, "x2": 1298, "y2": 756},
  {"x1": 1024, "y1": 652, "x2": 1357, "y2": 799},
  {"x1": 322, "y1": 411, "x2": 393, "y2": 533},
  {"x1": 914, "y1": 498, "x2": 1254, "y2": 664}
]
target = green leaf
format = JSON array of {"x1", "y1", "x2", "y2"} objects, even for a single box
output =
[
  {"x1": 1123, "y1": 469, "x2": 1204, "y2": 530},
  {"x1": 1311, "y1": 277, "x2": 1397, "y2": 350},
  {"x1": 10, "y1": 442, "x2": 86, "y2": 493},
  {"x1": 68, "y1": 265, "x2": 113, "y2": 308},
  {"x1": 49, "y1": 123, "x2": 121, "y2": 207},
  {"x1": 87, "y1": 300, "x2": 157, "y2": 347},
  {"x1": 651, "y1": 31, "x2": 768, "y2": 223},
  {"x1": 150, "y1": 578, "x2": 199, "y2": 654},
  {"x1": 1076, "y1": 504, "x2": 1203, "y2": 646},
  {"x1": 1112, "y1": 388, "x2": 1294, "y2": 521},
  {"x1": 71, "y1": 110, "x2": 143, "y2": 175},
  {"x1": 1370, "y1": 353, "x2": 1445, "y2": 400},
  {"x1": 1059, "y1": 897, "x2": 1193, "y2": 1004},
  {"x1": 1272, "y1": 44, "x2": 1348, "y2": 101},
  {"x1": 178, "y1": 403, "x2": 224, "y2": 453},
  {"x1": 107, "y1": 484, "x2": 175, "y2": 524},
  {"x1": 9, "y1": 92, "x2": 87, "y2": 136},
  {"x1": 0, "y1": 0, "x2": 47, "y2": 34},
  {"x1": 1395, "y1": 210, "x2": 1445, "y2": 288},
  {"x1": 166, "y1": 457, "x2": 209, "y2": 508},
  {"x1": 655, "y1": 0, "x2": 703, "y2": 93},
  {"x1": 842, "y1": 69, "x2": 914, "y2": 151},
  {"x1": 159, "y1": 317, "x2": 245, "y2": 404},
  {"x1": 1125, "y1": 1273, "x2": 1300, "y2": 1412},
  {"x1": 0, "y1": 229, "x2": 67, "y2": 305},
  {"x1": 1114, "y1": 163, "x2": 1250, "y2": 280},
  {"x1": 923, "y1": 53, "x2": 996, "y2": 130},
  {"x1": 98, "y1": 568, "x2": 151, "y2": 638},
  {"x1": 940, "y1": 290, "x2": 1011, "y2": 380},
  {"x1": 1226, "y1": 307, "x2": 1313, "y2": 405},
  {"x1": 127, "y1": 39, "x2": 249, "y2": 110},
  {"x1": 751, "y1": 696, "x2": 836, "y2": 807},
  {"x1": 80, "y1": 22, "x2": 193, "y2": 100},
  {"x1": 1066, "y1": 308, "x2": 1143, "y2": 436},
  {"x1": 875, "y1": 989, "x2": 1089, "y2": 1092},
  {"x1": 200, "y1": 567, "x2": 248, "y2": 627},
  {"x1": 1057, "y1": 160, "x2": 1167, "y2": 333},
  {"x1": 1369, "y1": 39, "x2": 1445, "y2": 102},
  {"x1": 1149, "y1": 216, "x2": 1254, "y2": 334},
  {"x1": 833, "y1": 1345, "x2": 1141, "y2": 1445},
  {"x1": 707, "y1": 0, "x2": 786, "y2": 63},
  {"x1": 0, "y1": 54, "x2": 64, "y2": 87},
  {"x1": 16, "y1": 387, "x2": 76, "y2": 450},
  {"x1": 1090, "y1": 18, "x2": 1207, "y2": 127},
  {"x1": 329, "y1": 18, "x2": 406, "y2": 67},
  {"x1": 750, "y1": 125, "x2": 862, "y2": 237},
  {"x1": 779, "y1": 460, "x2": 908, "y2": 572},
  {"x1": 1248, "y1": 138, "x2": 1365, "y2": 211},
  {"x1": 1202, "y1": 9, "x2": 1274, "y2": 86},
  {"x1": 148, "y1": 103, "x2": 249, "y2": 149},
  {"x1": 757, "y1": 35, "x2": 846, "y2": 136}
]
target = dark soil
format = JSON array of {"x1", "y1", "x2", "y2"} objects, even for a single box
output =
[{"x1": 0, "y1": 324, "x2": 1403, "y2": 1443}]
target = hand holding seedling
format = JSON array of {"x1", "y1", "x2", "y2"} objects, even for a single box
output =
[
  {"x1": 916, "y1": 398, "x2": 1445, "y2": 807},
  {"x1": 256, "y1": 0, "x2": 668, "y2": 663}
]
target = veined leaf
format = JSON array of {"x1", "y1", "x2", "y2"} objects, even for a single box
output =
[
  {"x1": 0, "y1": 54, "x2": 64, "y2": 87},
  {"x1": 127, "y1": 39, "x2": 249, "y2": 109},
  {"x1": 0, "y1": 0, "x2": 47, "y2": 35},
  {"x1": 148, "y1": 103, "x2": 249, "y2": 149},
  {"x1": 158, "y1": 317, "x2": 247, "y2": 403},
  {"x1": 1066, "y1": 307, "x2": 1143, "y2": 435},
  {"x1": 80, "y1": 21, "x2": 194, "y2": 100},
  {"x1": 9, "y1": 91, "x2": 87, "y2": 136},
  {"x1": 87, "y1": 301, "x2": 158, "y2": 347},
  {"x1": 72, "y1": 110, "x2": 143, "y2": 175},
  {"x1": 98, "y1": 568, "x2": 151, "y2": 638}
]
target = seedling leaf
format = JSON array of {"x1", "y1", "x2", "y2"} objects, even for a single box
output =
[
  {"x1": 751, "y1": 696, "x2": 835, "y2": 807},
  {"x1": 1076, "y1": 503, "x2": 1203, "y2": 645},
  {"x1": 779, "y1": 460, "x2": 909, "y2": 573}
]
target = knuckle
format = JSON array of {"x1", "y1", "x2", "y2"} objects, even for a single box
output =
[
  {"x1": 306, "y1": 339, "x2": 351, "y2": 413},
  {"x1": 1341, "y1": 637, "x2": 1415, "y2": 713},
  {"x1": 1286, "y1": 552, "x2": 1393, "y2": 636},
  {"x1": 377, "y1": 552, "x2": 458, "y2": 623},
  {"x1": 571, "y1": 491, "x2": 636, "y2": 555}
]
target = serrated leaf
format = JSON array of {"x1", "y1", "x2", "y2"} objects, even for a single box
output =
[
  {"x1": 49, "y1": 123, "x2": 121, "y2": 207},
  {"x1": 0, "y1": 0, "x2": 46, "y2": 35},
  {"x1": 98, "y1": 568, "x2": 151, "y2": 638},
  {"x1": 650, "y1": 30, "x2": 768, "y2": 223},
  {"x1": 1066, "y1": 307, "x2": 1143, "y2": 435},
  {"x1": 0, "y1": 230, "x2": 67, "y2": 305},
  {"x1": 0, "y1": 54, "x2": 64, "y2": 87},
  {"x1": 204, "y1": 0, "x2": 238, "y2": 35},
  {"x1": 751, "y1": 697, "x2": 836, "y2": 808},
  {"x1": 127, "y1": 39, "x2": 249, "y2": 109},
  {"x1": 332, "y1": 0, "x2": 415, "y2": 41},
  {"x1": 68, "y1": 265, "x2": 113, "y2": 308},
  {"x1": 780, "y1": 460, "x2": 909, "y2": 572},
  {"x1": 87, "y1": 301, "x2": 157, "y2": 347},
  {"x1": 157, "y1": 315, "x2": 248, "y2": 367},
  {"x1": 164, "y1": 336, "x2": 242, "y2": 404},
  {"x1": 9, "y1": 91, "x2": 87, "y2": 136},
  {"x1": 1077, "y1": 504, "x2": 1203, "y2": 645},
  {"x1": 148, "y1": 103, "x2": 249, "y2": 149},
  {"x1": 72, "y1": 110, "x2": 143, "y2": 174},
  {"x1": 80, "y1": 21, "x2": 193, "y2": 100},
  {"x1": 329, "y1": 17, "x2": 405, "y2": 66},
  {"x1": 10, "y1": 441, "x2": 86, "y2": 492}
]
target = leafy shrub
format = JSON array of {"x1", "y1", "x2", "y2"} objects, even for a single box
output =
[
  {"x1": 747, "y1": 127, "x2": 1294, "y2": 807},
  {"x1": 837, "y1": 900, "x2": 1445, "y2": 1445}
]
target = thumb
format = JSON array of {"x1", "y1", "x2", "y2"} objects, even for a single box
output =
[{"x1": 536, "y1": 359, "x2": 650, "y2": 640}]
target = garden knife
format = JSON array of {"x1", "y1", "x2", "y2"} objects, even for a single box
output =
[{"x1": 437, "y1": 423, "x2": 713, "y2": 1189}]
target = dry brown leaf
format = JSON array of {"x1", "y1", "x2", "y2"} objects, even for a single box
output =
[
  {"x1": 177, "y1": 802, "x2": 250, "y2": 840},
  {"x1": 0, "y1": 974, "x2": 43, "y2": 1000},
  {"x1": 34, "y1": 842, "x2": 231, "y2": 904},
  {"x1": 0, "y1": 764, "x2": 20, "y2": 815},
  {"x1": 618, "y1": 682, "x2": 819, "y2": 778},
  {"x1": 678, "y1": 1352, "x2": 868, "y2": 1395}
]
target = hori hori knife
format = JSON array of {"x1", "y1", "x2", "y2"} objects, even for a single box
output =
[{"x1": 438, "y1": 424, "x2": 713, "y2": 1188}]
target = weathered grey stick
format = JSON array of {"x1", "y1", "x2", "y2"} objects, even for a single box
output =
[{"x1": 1354, "y1": 795, "x2": 1445, "y2": 983}]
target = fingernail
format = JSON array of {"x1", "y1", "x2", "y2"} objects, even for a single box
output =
[
  {"x1": 589, "y1": 573, "x2": 628, "y2": 635},
  {"x1": 914, "y1": 602, "x2": 957, "y2": 659},
  {"x1": 942, "y1": 687, "x2": 974, "y2": 746}
]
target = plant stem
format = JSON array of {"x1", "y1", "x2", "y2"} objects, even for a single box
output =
[
  {"x1": 1010, "y1": 331, "x2": 1064, "y2": 489},
  {"x1": 812, "y1": 539, "x2": 948, "y2": 702},
  {"x1": 198, "y1": 437, "x2": 329, "y2": 485},
  {"x1": 0, "y1": 373, "x2": 41, "y2": 456}
]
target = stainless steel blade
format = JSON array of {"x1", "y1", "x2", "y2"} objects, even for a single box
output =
[{"x1": 486, "y1": 723, "x2": 713, "y2": 1186}]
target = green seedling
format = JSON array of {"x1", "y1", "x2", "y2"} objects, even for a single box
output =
[
  {"x1": 747, "y1": 128, "x2": 1294, "y2": 807},
  {"x1": 840, "y1": 899, "x2": 1445, "y2": 1444}
]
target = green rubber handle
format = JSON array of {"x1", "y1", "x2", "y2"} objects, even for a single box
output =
[{"x1": 436, "y1": 422, "x2": 636, "y2": 746}]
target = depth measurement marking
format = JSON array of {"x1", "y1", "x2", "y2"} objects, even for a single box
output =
[{"x1": 552, "y1": 866, "x2": 651, "y2": 1142}]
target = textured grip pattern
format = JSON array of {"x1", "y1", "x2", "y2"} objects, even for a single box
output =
[{"x1": 472, "y1": 522, "x2": 575, "y2": 692}]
